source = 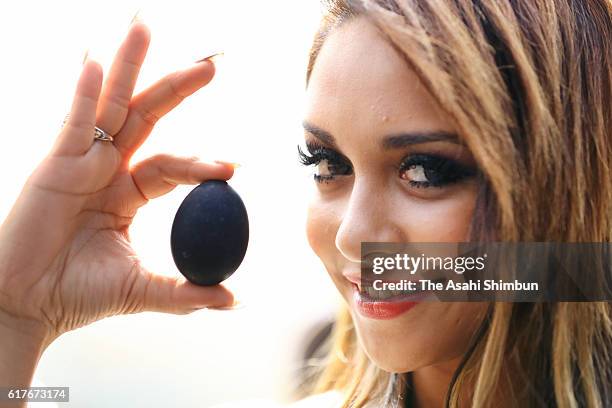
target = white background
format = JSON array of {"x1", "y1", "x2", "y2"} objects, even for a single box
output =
[{"x1": 0, "y1": 1, "x2": 341, "y2": 407}]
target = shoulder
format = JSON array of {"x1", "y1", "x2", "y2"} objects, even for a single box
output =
[{"x1": 211, "y1": 391, "x2": 343, "y2": 408}]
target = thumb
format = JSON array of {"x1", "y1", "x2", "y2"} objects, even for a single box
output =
[{"x1": 138, "y1": 268, "x2": 236, "y2": 314}]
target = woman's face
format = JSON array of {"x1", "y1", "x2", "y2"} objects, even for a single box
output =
[{"x1": 304, "y1": 17, "x2": 488, "y2": 373}]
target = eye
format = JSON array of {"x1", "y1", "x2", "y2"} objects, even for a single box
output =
[
  {"x1": 315, "y1": 159, "x2": 333, "y2": 179},
  {"x1": 399, "y1": 154, "x2": 476, "y2": 188},
  {"x1": 298, "y1": 142, "x2": 352, "y2": 183},
  {"x1": 402, "y1": 164, "x2": 429, "y2": 183}
]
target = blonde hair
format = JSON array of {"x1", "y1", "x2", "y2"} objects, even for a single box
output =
[{"x1": 302, "y1": 0, "x2": 612, "y2": 406}]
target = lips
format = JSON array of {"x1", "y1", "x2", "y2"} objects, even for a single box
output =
[
  {"x1": 342, "y1": 271, "x2": 377, "y2": 290},
  {"x1": 343, "y1": 259, "x2": 442, "y2": 319},
  {"x1": 351, "y1": 283, "x2": 430, "y2": 320},
  {"x1": 342, "y1": 271, "x2": 426, "y2": 291}
]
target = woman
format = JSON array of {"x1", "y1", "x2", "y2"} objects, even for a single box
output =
[{"x1": 0, "y1": 0, "x2": 610, "y2": 407}]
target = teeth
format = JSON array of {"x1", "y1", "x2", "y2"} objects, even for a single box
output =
[
  {"x1": 364, "y1": 286, "x2": 410, "y2": 300},
  {"x1": 365, "y1": 286, "x2": 378, "y2": 298}
]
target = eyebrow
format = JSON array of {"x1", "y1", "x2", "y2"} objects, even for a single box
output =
[
  {"x1": 302, "y1": 121, "x2": 461, "y2": 149},
  {"x1": 383, "y1": 131, "x2": 461, "y2": 148},
  {"x1": 302, "y1": 122, "x2": 336, "y2": 145}
]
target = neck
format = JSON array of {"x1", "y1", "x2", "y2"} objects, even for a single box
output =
[
  {"x1": 409, "y1": 358, "x2": 518, "y2": 408},
  {"x1": 410, "y1": 356, "x2": 462, "y2": 408}
]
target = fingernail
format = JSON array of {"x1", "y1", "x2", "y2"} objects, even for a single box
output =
[
  {"x1": 214, "y1": 160, "x2": 241, "y2": 169},
  {"x1": 195, "y1": 51, "x2": 224, "y2": 64},
  {"x1": 82, "y1": 49, "x2": 89, "y2": 65},
  {"x1": 130, "y1": 9, "x2": 142, "y2": 26},
  {"x1": 206, "y1": 299, "x2": 245, "y2": 311}
]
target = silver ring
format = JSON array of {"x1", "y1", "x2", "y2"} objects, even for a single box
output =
[
  {"x1": 62, "y1": 114, "x2": 114, "y2": 143},
  {"x1": 93, "y1": 127, "x2": 114, "y2": 142}
]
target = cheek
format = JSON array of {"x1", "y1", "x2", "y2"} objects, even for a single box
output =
[
  {"x1": 306, "y1": 196, "x2": 352, "y2": 296},
  {"x1": 306, "y1": 199, "x2": 337, "y2": 258},
  {"x1": 306, "y1": 185, "x2": 477, "y2": 257},
  {"x1": 391, "y1": 186, "x2": 477, "y2": 241}
]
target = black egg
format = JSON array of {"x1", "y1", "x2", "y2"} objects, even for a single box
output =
[{"x1": 170, "y1": 180, "x2": 249, "y2": 286}]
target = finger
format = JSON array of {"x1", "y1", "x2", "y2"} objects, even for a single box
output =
[
  {"x1": 130, "y1": 154, "x2": 234, "y2": 200},
  {"x1": 142, "y1": 272, "x2": 236, "y2": 314},
  {"x1": 96, "y1": 21, "x2": 151, "y2": 137},
  {"x1": 53, "y1": 59, "x2": 103, "y2": 156},
  {"x1": 113, "y1": 59, "x2": 216, "y2": 156}
]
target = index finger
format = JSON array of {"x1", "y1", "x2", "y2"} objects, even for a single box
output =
[
  {"x1": 53, "y1": 59, "x2": 103, "y2": 156},
  {"x1": 113, "y1": 58, "x2": 217, "y2": 157}
]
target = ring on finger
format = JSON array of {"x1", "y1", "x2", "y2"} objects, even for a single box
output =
[{"x1": 62, "y1": 113, "x2": 115, "y2": 143}]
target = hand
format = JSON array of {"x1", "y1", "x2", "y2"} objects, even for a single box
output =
[{"x1": 0, "y1": 20, "x2": 236, "y2": 349}]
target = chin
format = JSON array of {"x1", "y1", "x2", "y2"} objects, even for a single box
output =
[
  {"x1": 348, "y1": 309, "x2": 436, "y2": 374},
  {"x1": 366, "y1": 353, "x2": 421, "y2": 374},
  {"x1": 347, "y1": 301, "x2": 488, "y2": 375}
]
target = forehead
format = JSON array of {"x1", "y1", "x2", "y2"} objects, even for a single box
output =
[{"x1": 305, "y1": 17, "x2": 452, "y2": 136}]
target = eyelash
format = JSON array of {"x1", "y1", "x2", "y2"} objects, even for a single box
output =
[
  {"x1": 297, "y1": 141, "x2": 477, "y2": 188},
  {"x1": 398, "y1": 154, "x2": 477, "y2": 188},
  {"x1": 298, "y1": 142, "x2": 352, "y2": 183}
]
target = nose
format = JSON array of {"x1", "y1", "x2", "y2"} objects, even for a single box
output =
[{"x1": 334, "y1": 179, "x2": 405, "y2": 263}]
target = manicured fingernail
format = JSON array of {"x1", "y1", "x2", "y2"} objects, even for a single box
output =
[
  {"x1": 130, "y1": 9, "x2": 142, "y2": 26},
  {"x1": 206, "y1": 299, "x2": 245, "y2": 311},
  {"x1": 195, "y1": 52, "x2": 224, "y2": 64},
  {"x1": 82, "y1": 49, "x2": 89, "y2": 65},
  {"x1": 214, "y1": 160, "x2": 241, "y2": 169}
]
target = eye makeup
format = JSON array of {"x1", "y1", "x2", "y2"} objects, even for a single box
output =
[
  {"x1": 297, "y1": 140, "x2": 478, "y2": 189},
  {"x1": 298, "y1": 140, "x2": 352, "y2": 183},
  {"x1": 397, "y1": 153, "x2": 478, "y2": 188}
]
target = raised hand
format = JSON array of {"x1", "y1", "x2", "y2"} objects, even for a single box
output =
[{"x1": 0, "y1": 19, "x2": 236, "y2": 355}]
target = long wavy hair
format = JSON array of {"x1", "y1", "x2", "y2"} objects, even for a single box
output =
[{"x1": 301, "y1": 0, "x2": 612, "y2": 407}]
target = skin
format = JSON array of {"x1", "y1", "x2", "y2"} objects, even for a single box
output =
[
  {"x1": 0, "y1": 15, "x2": 488, "y2": 408},
  {"x1": 0, "y1": 20, "x2": 236, "y2": 406},
  {"x1": 304, "y1": 17, "x2": 488, "y2": 407}
]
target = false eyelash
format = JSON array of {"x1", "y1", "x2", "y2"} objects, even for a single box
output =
[
  {"x1": 298, "y1": 142, "x2": 478, "y2": 188},
  {"x1": 297, "y1": 141, "x2": 348, "y2": 166},
  {"x1": 298, "y1": 142, "x2": 353, "y2": 184},
  {"x1": 313, "y1": 174, "x2": 335, "y2": 184},
  {"x1": 297, "y1": 144, "x2": 318, "y2": 166}
]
